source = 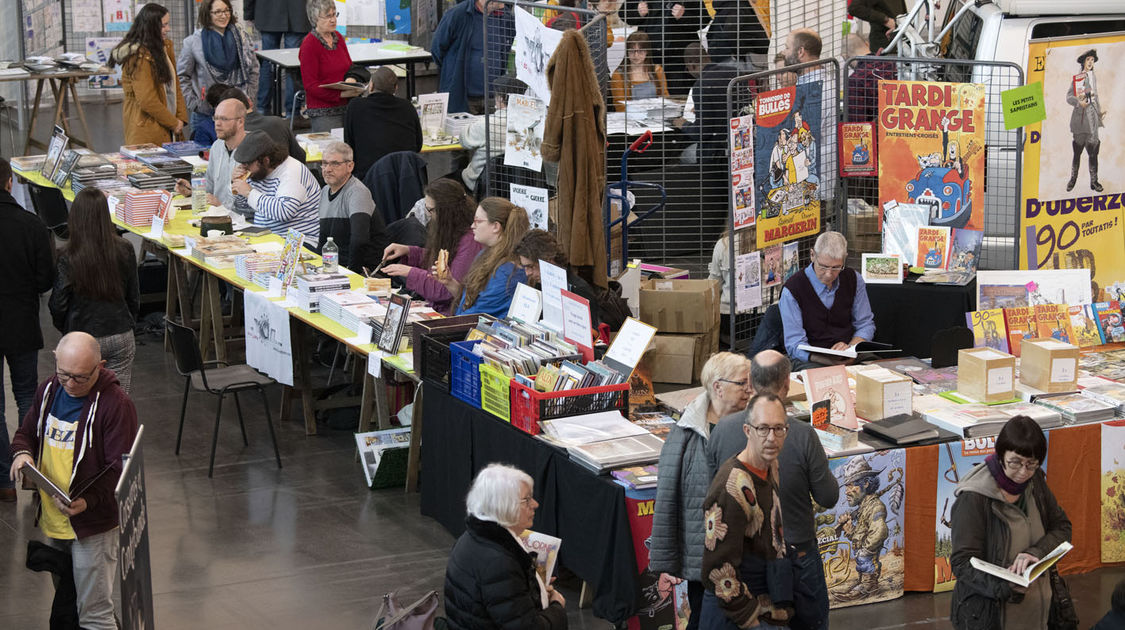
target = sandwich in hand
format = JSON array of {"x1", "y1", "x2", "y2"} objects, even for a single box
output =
[{"x1": 435, "y1": 249, "x2": 450, "y2": 281}]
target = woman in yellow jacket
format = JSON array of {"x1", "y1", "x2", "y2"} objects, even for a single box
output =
[
  {"x1": 609, "y1": 31, "x2": 669, "y2": 112},
  {"x1": 109, "y1": 3, "x2": 188, "y2": 145}
]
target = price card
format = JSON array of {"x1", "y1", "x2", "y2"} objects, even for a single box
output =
[
  {"x1": 560, "y1": 289, "x2": 594, "y2": 362},
  {"x1": 539, "y1": 259, "x2": 567, "y2": 332},
  {"x1": 604, "y1": 317, "x2": 657, "y2": 375},
  {"x1": 147, "y1": 215, "x2": 165, "y2": 240},
  {"x1": 347, "y1": 322, "x2": 373, "y2": 346},
  {"x1": 987, "y1": 366, "x2": 1013, "y2": 395},
  {"x1": 507, "y1": 282, "x2": 543, "y2": 323},
  {"x1": 1050, "y1": 358, "x2": 1076, "y2": 383},
  {"x1": 367, "y1": 349, "x2": 387, "y2": 377},
  {"x1": 265, "y1": 276, "x2": 284, "y2": 299}
]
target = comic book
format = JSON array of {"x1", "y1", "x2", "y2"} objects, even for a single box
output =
[
  {"x1": 802, "y1": 365, "x2": 858, "y2": 430},
  {"x1": 762, "y1": 245, "x2": 782, "y2": 288},
  {"x1": 965, "y1": 308, "x2": 1009, "y2": 353},
  {"x1": 1003, "y1": 306, "x2": 1036, "y2": 357},
  {"x1": 1069, "y1": 304, "x2": 1104, "y2": 347},
  {"x1": 949, "y1": 228, "x2": 983, "y2": 273},
  {"x1": 916, "y1": 226, "x2": 952, "y2": 269},
  {"x1": 1094, "y1": 301, "x2": 1125, "y2": 343},
  {"x1": 1034, "y1": 304, "x2": 1074, "y2": 344}
]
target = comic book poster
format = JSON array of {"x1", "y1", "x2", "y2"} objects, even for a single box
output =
[
  {"x1": 730, "y1": 114, "x2": 756, "y2": 229},
  {"x1": 782, "y1": 241, "x2": 801, "y2": 282},
  {"x1": 1020, "y1": 36, "x2": 1125, "y2": 302},
  {"x1": 877, "y1": 80, "x2": 985, "y2": 231},
  {"x1": 623, "y1": 489, "x2": 681, "y2": 629},
  {"x1": 753, "y1": 85, "x2": 821, "y2": 248},
  {"x1": 819, "y1": 450, "x2": 906, "y2": 608},
  {"x1": 916, "y1": 226, "x2": 951, "y2": 269},
  {"x1": 1102, "y1": 420, "x2": 1125, "y2": 562},
  {"x1": 513, "y1": 6, "x2": 563, "y2": 102},
  {"x1": 762, "y1": 245, "x2": 782, "y2": 288},
  {"x1": 839, "y1": 122, "x2": 876, "y2": 176}
]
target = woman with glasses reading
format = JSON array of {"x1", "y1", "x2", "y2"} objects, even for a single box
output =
[
  {"x1": 299, "y1": 0, "x2": 353, "y2": 131},
  {"x1": 48, "y1": 189, "x2": 140, "y2": 393},
  {"x1": 949, "y1": 416, "x2": 1072, "y2": 630},
  {"x1": 380, "y1": 180, "x2": 484, "y2": 315},
  {"x1": 177, "y1": 0, "x2": 260, "y2": 146},
  {"x1": 650, "y1": 352, "x2": 752, "y2": 629},
  {"x1": 434, "y1": 197, "x2": 530, "y2": 318}
]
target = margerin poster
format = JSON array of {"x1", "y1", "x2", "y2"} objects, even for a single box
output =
[{"x1": 753, "y1": 85, "x2": 821, "y2": 248}]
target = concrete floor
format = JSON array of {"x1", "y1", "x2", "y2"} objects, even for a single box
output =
[{"x1": 2, "y1": 99, "x2": 1125, "y2": 630}]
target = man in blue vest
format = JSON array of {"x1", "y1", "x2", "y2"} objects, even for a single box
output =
[{"x1": 778, "y1": 231, "x2": 875, "y2": 371}]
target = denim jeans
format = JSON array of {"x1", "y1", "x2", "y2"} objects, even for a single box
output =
[
  {"x1": 0, "y1": 349, "x2": 39, "y2": 489},
  {"x1": 790, "y1": 540, "x2": 830, "y2": 630},
  {"x1": 51, "y1": 529, "x2": 120, "y2": 630},
  {"x1": 257, "y1": 31, "x2": 305, "y2": 115}
]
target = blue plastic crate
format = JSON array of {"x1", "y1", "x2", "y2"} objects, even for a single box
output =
[{"x1": 450, "y1": 340, "x2": 483, "y2": 408}]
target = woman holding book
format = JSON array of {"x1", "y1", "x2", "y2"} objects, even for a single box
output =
[
  {"x1": 949, "y1": 416, "x2": 1072, "y2": 630},
  {"x1": 110, "y1": 2, "x2": 189, "y2": 145},
  {"x1": 299, "y1": 0, "x2": 353, "y2": 131},
  {"x1": 381, "y1": 179, "x2": 484, "y2": 315},
  {"x1": 436, "y1": 197, "x2": 530, "y2": 318},
  {"x1": 649, "y1": 352, "x2": 752, "y2": 629},
  {"x1": 48, "y1": 189, "x2": 141, "y2": 393},
  {"x1": 444, "y1": 463, "x2": 567, "y2": 628},
  {"x1": 609, "y1": 31, "x2": 670, "y2": 112}
]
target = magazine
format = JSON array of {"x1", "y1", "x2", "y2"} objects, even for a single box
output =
[
  {"x1": 518, "y1": 529, "x2": 562, "y2": 584},
  {"x1": 970, "y1": 541, "x2": 1072, "y2": 587}
]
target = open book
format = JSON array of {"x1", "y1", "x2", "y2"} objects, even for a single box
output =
[
  {"x1": 20, "y1": 462, "x2": 72, "y2": 506},
  {"x1": 798, "y1": 340, "x2": 896, "y2": 359},
  {"x1": 969, "y1": 540, "x2": 1072, "y2": 587}
]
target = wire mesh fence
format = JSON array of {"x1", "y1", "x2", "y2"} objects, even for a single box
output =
[
  {"x1": 723, "y1": 56, "x2": 841, "y2": 352},
  {"x1": 840, "y1": 55, "x2": 1025, "y2": 271}
]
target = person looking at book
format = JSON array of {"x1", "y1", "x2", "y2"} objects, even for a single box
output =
[
  {"x1": 299, "y1": 0, "x2": 353, "y2": 132},
  {"x1": 444, "y1": 463, "x2": 568, "y2": 628},
  {"x1": 778, "y1": 231, "x2": 875, "y2": 371},
  {"x1": 109, "y1": 2, "x2": 189, "y2": 145},
  {"x1": 317, "y1": 141, "x2": 388, "y2": 269},
  {"x1": 0, "y1": 158, "x2": 56, "y2": 503},
  {"x1": 174, "y1": 96, "x2": 250, "y2": 214},
  {"x1": 700, "y1": 393, "x2": 793, "y2": 629},
  {"x1": 609, "y1": 31, "x2": 670, "y2": 112},
  {"x1": 177, "y1": 0, "x2": 260, "y2": 146},
  {"x1": 515, "y1": 229, "x2": 603, "y2": 327},
  {"x1": 48, "y1": 189, "x2": 140, "y2": 393},
  {"x1": 231, "y1": 130, "x2": 321, "y2": 242},
  {"x1": 9, "y1": 331, "x2": 139, "y2": 630},
  {"x1": 435, "y1": 197, "x2": 529, "y2": 318},
  {"x1": 650, "y1": 352, "x2": 751, "y2": 630},
  {"x1": 706, "y1": 349, "x2": 837, "y2": 630},
  {"x1": 381, "y1": 179, "x2": 484, "y2": 315},
  {"x1": 949, "y1": 415, "x2": 1071, "y2": 630}
]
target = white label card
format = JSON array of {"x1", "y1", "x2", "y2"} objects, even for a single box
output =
[
  {"x1": 507, "y1": 282, "x2": 543, "y2": 323},
  {"x1": 347, "y1": 322, "x2": 373, "y2": 347},
  {"x1": 605, "y1": 317, "x2": 657, "y2": 371},
  {"x1": 367, "y1": 349, "x2": 387, "y2": 377},
  {"x1": 147, "y1": 215, "x2": 164, "y2": 239},
  {"x1": 987, "y1": 367, "x2": 1013, "y2": 395},
  {"x1": 1050, "y1": 357, "x2": 1076, "y2": 383},
  {"x1": 539, "y1": 259, "x2": 567, "y2": 332},
  {"x1": 883, "y1": 380, "x2": 913, "y2": 416},
  {"x1": 560, "y1": 289, "x2": 594, "y2": 362},
  {"x1": 265, "y1": 277, "x2": 284, "y2": 299}
]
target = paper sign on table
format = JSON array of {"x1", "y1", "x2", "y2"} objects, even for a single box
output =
[
  {"x1": 347, "y1": 322, "x2": 373, "y2": 347},
  {"x1": 266, "y1": 277, "x2": 284, "y2": 299},
  {"x1": 604, "y1": 317, "x2": 657, "y2": 376},
  {"x1": 508, "y1": 282, "x2": 543, "y2": 323},
  {"x1": 367, "y1": 350, "x2": 387, "y2": 377},
  {"x1": 539, "y1": 259, "x2": 567, "y2": 332},
  {"x1": 560, "y1": 289, "x2": 594, "y2": 362}
]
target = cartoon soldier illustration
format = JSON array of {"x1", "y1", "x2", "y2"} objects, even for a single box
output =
[
  {"x1": 835, "y1": 456, "x2": 890, "y2": 601},
  {"x1": 1066, "y1": 49, "x2": 1105, "y2": 193}
]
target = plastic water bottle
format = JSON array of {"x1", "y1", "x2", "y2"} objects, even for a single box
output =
[
  {"x1": 191, "y1": 164, "x2": 207, "y2": 212},
  {"x1": 322, "y1": 237, "x2": 339, "y2": 273}
]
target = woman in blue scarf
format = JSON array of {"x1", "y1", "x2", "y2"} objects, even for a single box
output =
[{"x1": 178, "y1": 0, "x2": 260, "y2": 146}]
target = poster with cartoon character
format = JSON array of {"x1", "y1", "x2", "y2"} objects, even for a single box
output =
[
  {"x1": 505, "y1": 94, "x2": 546, "y2": 171},
  {"x1": 513, "y1": 6, "x2": 563, "y2": 102},
  {"x1": 753, "y1": 85, "x2": 822, "y2": 248},
  {"x1": 1102, "y1": 420, "x2": 1125, "y2": 562},
  {"x1": 877, "y1": 80, "x2": 985, "y2": 231},
  {"x1": 818, "y1": 450, "x2": 906, "y2": 608},
  {"x1": 1020, "y1": 36, "x2": 1125, "y2": 302}
]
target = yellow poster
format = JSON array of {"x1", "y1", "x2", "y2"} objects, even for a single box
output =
[{"x1": 1020, "y1": 36, "x2": 1125, "y2": 302}]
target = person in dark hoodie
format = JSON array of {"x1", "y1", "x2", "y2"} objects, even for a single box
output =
[
  {"x1": 10, "y1": 331, "x2": 139, "y2": 630},
  {"x1": 444, "y1": 463, "x2": 567, "y2": 629},
  {"x1": 344, "y1": 66, "x2": 423, "y2": 179}
]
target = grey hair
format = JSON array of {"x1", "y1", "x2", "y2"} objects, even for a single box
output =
[
  {"x1": 751, "y1": 350, "x2": 791, "y2": 398},
  {"x1": 465, "y1": 463, "x2": 533, "y2": 528},
  {"x1": 323, "y1": 141, "x2": 353, "y2": 162},
  {"x1": 306, "y1": 0, "x2": 336, "y2": 27},
  {"x1": 700, "y1": 352, "x2": 751, "y2": 393},
  {"x1": 813, "y1": 231, "x2": 848, "y2": 261}
]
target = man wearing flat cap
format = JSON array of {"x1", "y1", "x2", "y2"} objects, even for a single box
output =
[
  {"x1": 232, "y1": 130, "x2": 321, "y2": 241},
  {"x1": 1065, "y1": 48, "x2": 1105, "y2": 193}
]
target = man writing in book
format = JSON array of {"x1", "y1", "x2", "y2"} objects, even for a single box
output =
[
  {"x1": 9, "y1": 332, "x2": 139, "y2": 630},
  {"x1": 779, "y1": 231, "x2": 876, "y2": 371}
]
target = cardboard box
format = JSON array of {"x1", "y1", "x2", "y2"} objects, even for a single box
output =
[
  {"x1": 640, "y1": 278, "x2": 721, "y2": 333},
  {"x1": 1019, "y1": 339, "x2": 1079, "y2": 393},
  {"x1": 958, "y1": 347, "x2": 1016, "y2": 402},
  {"x1": 854, "y1": 366, "x2": 913, "y2": 420},
  {"x1": 646, "y1": 329, "x2": 718, "y2": 384}
]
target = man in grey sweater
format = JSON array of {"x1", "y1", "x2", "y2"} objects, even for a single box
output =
[
  {"x1": 707, "y1": 349, "x2": 838, "y2": 630},
  {"x1": 317, "y1": 141, "x2": 387, "y2": 269}
]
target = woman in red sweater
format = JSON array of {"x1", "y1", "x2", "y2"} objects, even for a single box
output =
[{"x1": 299, "y1": 0, "x2": 352, "y2": 131}]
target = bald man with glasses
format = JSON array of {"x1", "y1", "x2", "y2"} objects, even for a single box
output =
[{"x1": 778, "y1": 231, "x2": 875, "y2": 371}]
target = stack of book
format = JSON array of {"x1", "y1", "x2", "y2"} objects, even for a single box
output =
[
  {"x1": 318, "y1": 290, "x2": 378, "y2": 324},
  {"x1": 162, "y1": 140, "x2": 208, "y2": 158},
  {"x1": 444, "y1": 113, "x2": 479, "y2": 137},
  {"x1": 120, "y1": 143, "x2": 165, "y2": 158},
  {"x1": 539, "y1": 411, "x2": 665, "y2": 474},
  {"x1": 115, "y1": 190, "x2": 164, "y2": 227},
  {"x1": 531, "y1": 359, "x2": 626, "y2": 392},
  {"x1": 610, "y1": 464, "x2": 659, "y2": 490},
  {"x1": 190, "y1": 237, "x2": 255, "y2": 267},
  {"x1": 70, "y1": 163, "x2": 120, "y2": 192},
  {"x1": 9, "y1": 156, "x2": 45, "y2": 172},
  {"x1": 1034, "y1": 393, "x2": 1117, "y2": 425},
  {"x1": 289, "y1": 273, "x2": 353, "y2": 312},
  {"x1": 137, "y1": 150, "x2": 193, "y2": 179},
  {"x1": 126, "y1": 167, "x2": 175, "y2": 190},
  {"x1": 924, "y1": 401, "x2": 1063, "y2": 437},
  {"x1": 465, "y1": 318, "x2": 583, "y2": 379},
  {"x1": 234, "y1": 253, "x2": 282, "y2": 284},
  {"x1": 629, "y1": 410, "x2": 678, "y2": 439},
  {"x1": 338, "y1": 301, "x2": 388, "y2": 333},
  {"x1": 1081, "y1": 380, "x2": 1125, "y2": 415}
]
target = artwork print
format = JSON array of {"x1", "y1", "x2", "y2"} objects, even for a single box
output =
[{"x1": 753, "y1": 85, "x2": 822, "y2": 248}]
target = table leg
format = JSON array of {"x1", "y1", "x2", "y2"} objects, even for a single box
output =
[
  {"x1": 164, "y1": 257, "x2": 179, "y2": 352},
  {"x1": 67, "y1": 78, "x2": 94, "y2": 150},
  {"x1": 198, "y1": 274, "x2": 215, "y2": 361},
  {"x1": 290, "y1": 323, "x2": 318, "y2": 436},
  {"x1": 405, "y1": 384, "x2": 424, "y2": 493},
  {"x1": 23, "y1": 79, "x2": 45, "y2": 154},
  {"x1": 406, "y1": 62, "x2": 416, "y2": 99},
  {"x1": 49, "y1": 79, "x2": 67, "y2": 132},
  {"x1": 206, "y1": 275, "x2": 227, "y2": 364},
  {"x1": 275, "y1": 66, "x2": 284, "y2": 116}
]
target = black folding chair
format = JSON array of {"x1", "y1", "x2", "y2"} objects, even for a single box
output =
[
  {"x1": 165, "y1": 318, "x2": 281, "y2": 477},
  {"x1": 27, "y1": 183, "x2": 69, "y2": 240}
]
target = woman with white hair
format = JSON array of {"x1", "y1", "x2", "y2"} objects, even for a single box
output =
[
  {"x1": 298, "y1": 0, "x2": 352, "y2": 131},
  {"x1": 649, "y1": 352, "x2": 753, "y2": 629},
  {"x1": 444, "y1": 463, "x2": 568, "y2": 629}
]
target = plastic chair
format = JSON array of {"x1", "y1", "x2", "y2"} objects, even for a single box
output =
[
  {"x1": 930, "y1": 326, "x2": 974, "y2": 368},
  {"x1": 27, "y1": 183, "x2": 69, "y2": 240},
  {"x1": 165, "y1": 318, "x2": 281, "y2": 477}
]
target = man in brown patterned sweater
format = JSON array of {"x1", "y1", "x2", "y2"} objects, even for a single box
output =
[{"x1": 700, "y1": 393, "x2": 794, "y2": 629}]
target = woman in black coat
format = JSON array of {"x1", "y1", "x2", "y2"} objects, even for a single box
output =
[{"x1": 444, "y1": 463, "x2": 567, "y2": 629}]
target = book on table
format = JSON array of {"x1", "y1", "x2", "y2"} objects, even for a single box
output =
[
  {"x1": 861, "y1": 412, "x2": 940, "y2": 445},
  {"x1": 798, "y1": 340, "x2": 895, "y2": 359},
  {"x1": 969, "y1": 541, "x2": 1072, "y2": 587}
]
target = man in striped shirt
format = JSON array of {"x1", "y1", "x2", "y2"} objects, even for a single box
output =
[{"x1": 232, "y1": 130, "x2": 321, "y2": 243}]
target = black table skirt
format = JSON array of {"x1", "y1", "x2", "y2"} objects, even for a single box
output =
[
  {"x1": 420, "y1": 384, "x2": 639, "y2": 623},
  {"x1": 866, "y1": 277, "x2": 977, "y2": 359}
]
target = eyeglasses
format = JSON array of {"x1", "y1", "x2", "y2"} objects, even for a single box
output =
[
  {"x1": 519, "y1": 496, "x2": 535, "y2": 506},
  {"x1": 718, "y1": 378, "x2": 749, "y2": 388},
  {"x1": 56, "y1": 365, "x2": 98, "y2": 385},
  {"x1": 320, "y1": 11, "x2": 339, "y2": 19},
  {"x1": 321, "y1": 160, "x2": 351, "y2": 168},
  {"x1": 210, "y1": 8, "x2": 232, "y2": 16},
  {"x1": 472, "y1": 218, "x2": 489, "y2": 226},
  {"x1": 1003, "y1": 457, "x2": 1040, "y2": 473},
  {"x1": 813, "y1": 259, "x2": 845, "y2": 272},
  {"x1": 748, "y1": 423, "x2": 788, "y2": 438}
]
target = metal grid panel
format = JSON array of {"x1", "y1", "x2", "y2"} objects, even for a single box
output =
[
  {"x1": 724, "y1": 57, "x2": 841, "y2": 352},
  {"x1": 482, "y1": 1, "x2": 607, "y2": 225},
  {"x1": 840, "y1": 55, "x2": 1025, "y2": 271},
  {"x1": 769, "y1": 0, "x2": 847, "y2": 62}
]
